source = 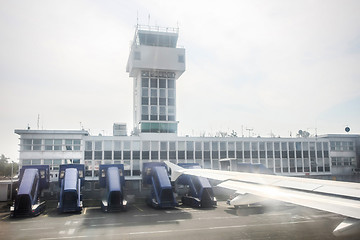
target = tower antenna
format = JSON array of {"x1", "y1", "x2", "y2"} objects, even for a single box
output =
[
  {"x1": 136, "y1": 11, "x2": 139, "y2": 26},
  {"x1": 37, "y1": 114, "x2": 40, "y2": 130}
]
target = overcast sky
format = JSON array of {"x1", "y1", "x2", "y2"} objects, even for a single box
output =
[{"x1": 1, "y1": 0, "x2": 360, "y2": 162}]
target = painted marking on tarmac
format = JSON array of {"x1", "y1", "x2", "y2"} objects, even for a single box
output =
[
  {"x1": 176, "y1": 208, "x2": 194, "y2": 211},
  {"x1": 130, "y1": 220, "x2": 318, "y2": 235},
  {"x1": 10, "y1": 220, "x2": 41, "y2": 224},
  {"x1": 20, "y1": 227, "x2": 54, "y2": 231},
  {"x1": 196, "y1": 216, "x2": 240, "y2": 221},
  {"x1": 68, "y1": 229, "x2": 75, "y2": 235},
  {"x1": 90, "y1": 223, "x2": 124, "y2": 227},
  {"x1": 41, "y1": 236, "x2": 87, "y2": 240},
  {"x1": 1, "y1": 215, "x2": 10, "y2": 220},
  {"x1": 83, "y1": 208, "x2": 87, "y2": 215},
  {"x1": 157, "y1": 219, "x2": 186, "y2": 223},
  {"x1": 310, "y1": 213, "x2": 339, "y2": 218},
  {"x1": 38, "y1": 220, "x2": 319, "y2": 240},
  {"x1": 83, "y1": 207, "x2": 99, "y2": 210},
  {"x1": 43, "y1": 208, "x2": 57, "y2": 216},
  {"x1": 129, "y1": 230, "x2": 173, "y2": 235},
  {"x1": 266, "y1": 212, "x2": 292, "y2": 216},
  {"x1": 73, "y1": 217, "x2": 105, "y2": 221},
  {"x1": 133, "y1": 205, "x2": 143, "y2": 212},
  {"x1": 158, "y1": 215, "x2": 240, "y2": 223},
  {"x1": 291, "y1": 215, "x2": 311, "y2": 220},
  {"x1": 165, "y1": 209, "x2": 205, "y2": 214},
  {"x1": 65, "y1": 221, "x2": 71, "y2": 226},
  {"x1": 134, "y1": 213, "x2": 159, "y2": 217}
]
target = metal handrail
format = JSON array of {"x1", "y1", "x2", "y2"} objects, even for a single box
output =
[{"x1": 136, "y1": 24, "x2": 179, "y2": 33}]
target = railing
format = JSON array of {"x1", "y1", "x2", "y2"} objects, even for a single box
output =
[
  {"x1": 136, "y1": 24, "x2": 179, "y2": 34},
  {"x1": 151, "y1": 176, "x2": 161, "y2": 205}
]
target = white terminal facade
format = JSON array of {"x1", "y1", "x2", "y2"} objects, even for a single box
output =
[{"x1": 15, "y1": 25, "x2": 360, "y2": 186}]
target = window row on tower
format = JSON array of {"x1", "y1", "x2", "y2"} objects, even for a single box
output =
[
  {"x1": 141, "y1": 96, "x2": 175, "y2": 106},
  {"x1": 140, "y1": 70, "x2": 176, "y2": 121},
  {"x1": 141, "y1": 105, "x2": 176, "y2": 121},
  {"x1": 142, "y1": 88, "x2": 175, "y2": 98},
  {"x1": 142, "y1": 78, "x2": 175, "y2": 89}
]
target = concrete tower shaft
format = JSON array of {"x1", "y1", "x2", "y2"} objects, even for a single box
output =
[{"x1": 126, "y1": 25, "x2": 185, "y2": 134}]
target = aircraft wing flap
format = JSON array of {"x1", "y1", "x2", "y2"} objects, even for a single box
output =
[
  {"x1": 314, "y1": 185, "x2": 360, "y2": 199},
  {"x1": 183, "y1": 169, "x2": 232, "y2": 181},
  {"x1": 272, "y1": 179, "x2": 322, "y2": 191},
  {"x1": 271, "y1": 180, "x2": 360, "y2": 198},
  {"x1": 185, "y1": 169, "x2": 275, "y2": 184},
  {"x1": 218, "y1": 180, "x2": 360, "y2": 219}
]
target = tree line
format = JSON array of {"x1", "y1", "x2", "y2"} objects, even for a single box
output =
[{"x1": 0, "y1": 154, "x2": 18, "y2": 178}]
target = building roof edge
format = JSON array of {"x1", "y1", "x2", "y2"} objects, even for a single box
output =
[{"x1": 14, "y1": 129, "x2": 89, "y2": 135}]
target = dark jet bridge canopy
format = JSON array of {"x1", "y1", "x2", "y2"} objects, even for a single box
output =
[
  {"x1": 142, "y1": 162, "x2": 177, "y2": 208},
  {"x1": 99, "y1": 164, "x2": 127, "y2": 212},
  {"x1": 58, "y1": 164, "x2": 85, "y2": 187},
  {"x1": 11, "y1": 165, "x2": 50, "y2": 217},
  {"x1": 58, "y1": 164, "x2": 84, "y2": 213},
  {"x1": 19, "y1": 165, "x2": 50, "y2": 190},
  {"x1": 176, "y1": 163, "x2": 217, "y2": 208}
]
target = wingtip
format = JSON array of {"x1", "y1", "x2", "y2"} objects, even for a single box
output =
[{"x1": 333, "y1": 218, "x2": 360, "y2": 237}]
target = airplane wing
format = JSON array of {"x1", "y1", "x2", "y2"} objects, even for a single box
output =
[{"x1": 164, "y1": 161, "x2": 360, "y2": 237}]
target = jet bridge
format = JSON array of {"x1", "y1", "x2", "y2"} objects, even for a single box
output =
[
  {"x1": 10, "y1": 165, "x2": 50, "y2": 217},
  {"x1": 176, "y1": 163, "x2": 217, "y2": 208},
  {"x1": 57, "y1": 164, "x2": 84, "y2": 213},
  {"x1": 99, "y1": 164, "x2": 127, "y2": 212},
  {"x1": 142, "y1": 162, "x2": 177, "y2": 208}
]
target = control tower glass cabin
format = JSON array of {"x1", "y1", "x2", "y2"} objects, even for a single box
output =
[{"x1": 126, "y1": 25, "x2": 185, "y2": 134}]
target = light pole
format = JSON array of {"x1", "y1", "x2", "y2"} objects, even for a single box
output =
[{"x1": 10, "y1": 160, "x2": 13, "y2": 202}]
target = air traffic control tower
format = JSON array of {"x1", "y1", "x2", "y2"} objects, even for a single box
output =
[{"x1": 126, "y1": 25, "x2": 185, "y2": 134}]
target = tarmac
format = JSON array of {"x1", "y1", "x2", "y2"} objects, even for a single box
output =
[
  {"x1": 0, "y1": 201, "x2": 11, "y2": 213},
  {"x1": 1, "y1": 200, "x2": 360, "y2": 240}
]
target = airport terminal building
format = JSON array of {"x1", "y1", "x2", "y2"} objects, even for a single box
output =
[{"x1": 14, "y1": 25, "x2": 360, "y2": 191}]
